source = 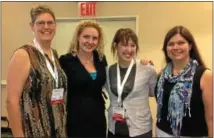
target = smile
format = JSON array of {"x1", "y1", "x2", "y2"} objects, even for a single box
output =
[{"x1": 123, "y1": 54, "x2": 132, "y2": 57}]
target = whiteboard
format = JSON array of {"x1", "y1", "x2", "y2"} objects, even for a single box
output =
[{"x1": 52, "y1": 17, "x2": 137, "y2": 65}]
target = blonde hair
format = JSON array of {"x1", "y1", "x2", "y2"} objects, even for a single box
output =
[{"x1": 69, "y1": 20, "x2": 105, "y2": 60}]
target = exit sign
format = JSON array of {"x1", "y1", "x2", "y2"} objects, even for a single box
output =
[{"x1": 79, "y1": 2, "x2": 96, "y2": 16}]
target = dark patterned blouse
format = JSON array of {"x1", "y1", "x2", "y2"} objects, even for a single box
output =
[{"x1": 18, "y1": 45, "x2": 67, "y2": 137}]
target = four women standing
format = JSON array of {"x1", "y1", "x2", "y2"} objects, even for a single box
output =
[{"x1": 6, "y1": 4, "x2": 213, "y2": 138}]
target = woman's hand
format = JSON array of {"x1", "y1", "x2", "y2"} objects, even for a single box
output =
[{"x1": 140, "y1": 59, "x2": 154, "y2": 66}]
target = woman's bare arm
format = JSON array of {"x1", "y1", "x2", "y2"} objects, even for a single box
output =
[
  {"x1": 6, "y1": 49, "x2": 30, "y2": 137},
  {"x1": 201, "y1": 70, "x2": 213, "y2": 137}
]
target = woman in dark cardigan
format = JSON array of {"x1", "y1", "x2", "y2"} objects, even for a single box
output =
[{"x1": 59, "y1": 20, "x2": 107, "y2": 137}]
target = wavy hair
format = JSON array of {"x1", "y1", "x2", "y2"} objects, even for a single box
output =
[{"x1": 68, "y1": 20, "x2": 105, "y2": 60}]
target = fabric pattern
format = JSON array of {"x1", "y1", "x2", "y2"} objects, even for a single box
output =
[
  {"x1": 156, "y1": 59, "x2": 199, "y2": 136},
  {"x1": 19, "y1": 45, "x2": 67, "y2": 137}
]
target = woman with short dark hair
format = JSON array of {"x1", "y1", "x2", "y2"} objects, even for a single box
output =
[{"x1": 106, "y1": 28, "x2": 157, "y2": 138}]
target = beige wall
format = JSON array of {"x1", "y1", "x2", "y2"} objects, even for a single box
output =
[
  {"x1": 1, "y1": 2, "x2": 212, "y2": 134},
  {"x1": 97, "y1": 2, "x2": 212, "y2": 71},
  {"x1": 2, "y1": 2, "x2": 78, "y2": 81},
  {"x1": 2, "y1": 2, "x2": 212, "y2": 80},
  {"x1": 95, "y1": 3, "x2": 212, "y2": 130},
  {"x1": 1, "y1": 1, "x2": 78, "y2": 117}
]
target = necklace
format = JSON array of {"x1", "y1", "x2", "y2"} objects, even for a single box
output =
[{"x1": 77, "y1": 54, "x2": 93, "y2": 64}]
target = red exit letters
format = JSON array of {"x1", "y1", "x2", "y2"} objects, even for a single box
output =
[{"x1": 80, "y1": 2, "x2": 96, "y2": 16}]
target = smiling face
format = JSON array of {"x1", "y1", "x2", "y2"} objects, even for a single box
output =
[
  {"x1": 78, "y1": 27, "x2": 99, "y2": 53},
  {"x1": 111, "y1": 28, "x2": 139, "y2": 63},
  {"x1": 117, "y1": 38, "x2": 137, "y2": 64},
  {"x1": 166, "y1": 33, "x2": 191, "y2": 62},
  {"x1": 30, "y1": 13, "x2": 56, "y2": 43}
]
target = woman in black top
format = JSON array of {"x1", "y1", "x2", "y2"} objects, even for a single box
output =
[
  {"x1": 155, "y1": 26, "x2": 212, "y2": 137},
  {"x1": 59, "y1": 20, "x2": 107, "y2": 137}
]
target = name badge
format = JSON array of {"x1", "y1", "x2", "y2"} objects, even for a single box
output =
[
  {"x1": 112, "y1": 107, "x2": 126, "y2": 122},
  {"x1": 51, "y1": 88, "x2": 64, "y2": 105}
]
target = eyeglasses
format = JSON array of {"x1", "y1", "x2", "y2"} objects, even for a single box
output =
[{"x1": 35, "y1": 21, "x2": 55, "y2": 27}]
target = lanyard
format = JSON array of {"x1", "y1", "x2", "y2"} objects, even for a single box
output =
[
  {"x1": 33, "y1": 39, "x2": 59, "y2": 88},
  {"x1": 117, "y1": 59, "x2": 134, "y2": 104}
]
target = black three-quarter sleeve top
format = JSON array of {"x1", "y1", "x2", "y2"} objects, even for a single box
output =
[{"x1": 59, "y1": 50, "x2": 107, "y2": 137}]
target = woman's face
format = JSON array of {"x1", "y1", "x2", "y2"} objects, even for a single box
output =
[
  {"x1": 78, "y1": 27, "x2": 99, "y2": 53},
  {"x1": 166, "y1": 33, "x2": 191, "y2": 62},
  {"x1": 117, "y1": 38, "x2": 137, "y2": 64},
  {"x1": 31, "y1": 13, "x2": 56, "y2": 43}
]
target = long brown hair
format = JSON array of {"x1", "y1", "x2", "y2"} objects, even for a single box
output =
[{"x1": 162, "y1": 26, "x2": 206, "y2": 68}]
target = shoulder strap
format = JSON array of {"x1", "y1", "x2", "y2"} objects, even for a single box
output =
[
  {"x1": 18, "y1": 45, "x2": 40, "y2": 69},
  {"x1": 52, "y1": 49, "x2": 62, "y2": 69},
  {"x1": 193, "y1": 66, "x2": 207, "y2": 90},
  {"x1": 106, "y1": 66, "x2": 111, "y2": 93},
  {"x1": 52, "y1": 49, "x2": 59, "y2": 59}
]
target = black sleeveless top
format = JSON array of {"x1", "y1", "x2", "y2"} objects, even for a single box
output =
[{"x1": 155, "y1": 66, "x2": 208, "y2": 136}]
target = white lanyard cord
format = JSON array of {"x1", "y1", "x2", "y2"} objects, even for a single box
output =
[
  {"x1": 117, "y1": 59, "x2": 134, "y2": 104},
  {"x1": 33, "y1": 39, "x2": 59, "y2": 88}
]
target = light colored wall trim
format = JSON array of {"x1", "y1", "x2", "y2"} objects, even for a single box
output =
[
  {"x1": 56, "y1": 15, "x2": 137, "y2": 21},
  {"x1": 1, "y1": 80, "x2": 7, "y2": 85},
  {"x1": 56, "y1": 15, "x2": 139, "y2": 35},
  {"x1": 135, "y1": 15, "x2": 140, "y2": 36}
]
